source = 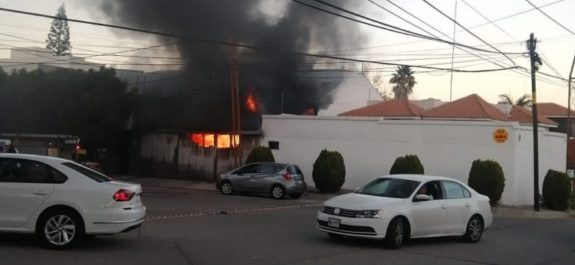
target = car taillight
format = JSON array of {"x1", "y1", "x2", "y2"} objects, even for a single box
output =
[
  {"x1": 113, "y1": 189, "x2": 135, "y2": 201},
  {"x1": 282, "y1": 173, "x2": 293, "y2": 182}
]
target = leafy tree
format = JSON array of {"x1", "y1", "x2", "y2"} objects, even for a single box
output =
[
  {"x1": 389, "y1": 65, "x2": 416, "y2": 100},
  {"x1": 498, "y1": 94, "x2": 532, "y2": 107},
  {"x1": 246, "y1": 146, "x2": 275, "y2": 164},
  {"x1": 390, "y1": 155, "x2": 424, "y2": 174},
  {"x1": 312, "y1": 150, "x2": 346, "y2": 193},
  {"x1": 468, "y1": 159, "x2": 505, "y2": 206},
  {"x1": 0, "y1": 67, "x2": 134, "y2": 168},
  {"x1": 542, "y1": 170, "x2": 571, "y2": 211},
  {"x1": 46, "y1": 4, "x2": 72, "y2": 56}
]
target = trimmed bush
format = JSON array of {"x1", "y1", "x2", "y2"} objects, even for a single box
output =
[
  {"x1": 245, "y1": 146, "x2": 275, "y2": 164},
  {"x1": 542, "y1": 170, "x2": 571, "y2": 211},
  {"x1": 468, "y1": 159, "x2": 505, "y2": 206},
  {"x1": 312, "y1": 150, "x2": 346, "y2": 193},
  {"x1": 390, "y1": 154, "x2": 424, "y2": 174}
]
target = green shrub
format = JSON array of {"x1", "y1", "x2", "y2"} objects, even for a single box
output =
[
  {"x1": 312, "y1": 149, "x2": 346, "y2": 193},
  {"x1": 390, "y1": 154, "x2": 424, "y2": 174},
  {"x1": 245, "y1": 146, "x2": 275, "y2": 164},
  {"x1": 468, "y1": 159, "x2": 505, "y2": 206},
  {"x1": 542, "y1": 170, "x2": 571, "y2": 211}
]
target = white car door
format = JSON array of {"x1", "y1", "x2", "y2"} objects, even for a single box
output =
[
  {"x1": 410, "y1": 181, "x2": 447, "y2": 237},
  {"x1": 442, "y1": 181, "x2": 473, "y2": 235},
  {"x1": 0, "y1": 158, "x2": 55, "y2": 228}
]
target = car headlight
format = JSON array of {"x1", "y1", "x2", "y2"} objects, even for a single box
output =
[{"x1": 356, "y1": 210, "x2": 384, "y2": 218}]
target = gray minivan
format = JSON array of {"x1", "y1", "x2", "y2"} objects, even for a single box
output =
[{"x1": 217, "y1": 162, "x2": 307, "y2": 199}]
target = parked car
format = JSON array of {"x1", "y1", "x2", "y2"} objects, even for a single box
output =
[
  {"x1": 316, "y1": 174, "x2": 492, "y2": 249},
  {"x1": 0, "y1": 153, "x2": 146, "y2": 249},
  {"x1": 217, "y1": 162, "x2": 307, "y2": 199}
]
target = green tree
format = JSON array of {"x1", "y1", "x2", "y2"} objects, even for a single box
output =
[
  {"x1": 312, "y1": 150, "x2": 346, "y2": 193},
  {"x1": 0, "y1": 67, "x2": 134, "y2": 169},
  {"x1": 46, "y1": 4, "x2": 72, "y2": 56},
  {"x1": 468, "y1": 159, "x2": 505, "y2": 206},
  {"x1": 246, "y1": 146, "x2": 275, "y2": 164},
  {"x1": 498, "y1": 94, "x2": 532, "y2": 107},
  {"x1": 389, "y1": 65, "x2": 416, "y2": 100}
]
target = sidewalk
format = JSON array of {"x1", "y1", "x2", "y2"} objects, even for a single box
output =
[{"x1": 123, "y1": 177, "x2": 574, "y2": 219}]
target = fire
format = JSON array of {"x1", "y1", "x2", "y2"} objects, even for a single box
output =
[
  {"x1": 189, "y1": 133, "x2": 240, "y2": 149},
  {"x1": 302, "y1": 107, "x2": 316, "y2": 115},
  {"x1": 246, "y1": 90, "x2": 258, "y2": 113}
]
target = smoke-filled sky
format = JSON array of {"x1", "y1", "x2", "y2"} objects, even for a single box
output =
[{"x1": 0, "y1": 0, "x2": 575, "y2": 107}]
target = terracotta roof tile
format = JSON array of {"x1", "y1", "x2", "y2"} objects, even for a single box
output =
[
  {"x1": 509, "y1": 105, "x2": 557, "y2": 126},
  {"x1": 536, "y1": 103, "x2": 575, "y2": 117},
  {"x1": 338, "y1": 99, "x2": 423, "y2": 118},
  {"x1": 421, "y1": 94, "x2": 509, "y2": 121}
]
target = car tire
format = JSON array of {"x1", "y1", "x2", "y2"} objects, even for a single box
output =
[
  {"x1": 220, "y1": 181, "x2": 233, "y2": 195},
  {"x1": 37, "y1": 209, "x2": 84, "y2": 250},
  {"x1": 462, "y1": 215, "x2": 483, "y2": 243},
  {"x1": 271, "y1": 185, "x2": 285, "y2": 199},
  {"x1": 384, "y1": 217, "x2": 406, "y2": 249}
]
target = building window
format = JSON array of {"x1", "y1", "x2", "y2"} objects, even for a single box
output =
[{"x1": 268, "y1": 141, "x2": 279, "y2": 150}]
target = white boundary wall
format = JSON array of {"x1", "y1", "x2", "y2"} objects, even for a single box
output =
[{"x1": 262, "y1": 115, "x2": 566, "y2": 205}]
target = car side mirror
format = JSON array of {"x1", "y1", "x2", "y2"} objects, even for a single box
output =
[{"x1": 413, "y1": 194, "x2": 431, "y2": 202}]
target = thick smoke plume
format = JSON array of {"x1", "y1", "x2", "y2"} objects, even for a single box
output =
[{"x1": 98, "y1": 0, "x2": 366, "y2": 131}]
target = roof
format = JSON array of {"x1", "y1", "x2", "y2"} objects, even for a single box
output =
[
  {"x1": 509, "y1": 106, "x2": 557, "y2": 126},
  {"x1": 421, "y1": 94, "x2": 509, "y2": 121},
  {"x1": 536, "y1": 103, "x2": 575, "y2": 117},
  {"x1": 338, "y1": 99, "x2": 423, "y2": 118}
]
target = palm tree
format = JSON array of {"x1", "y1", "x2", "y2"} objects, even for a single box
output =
[
  {"x1": 390, "y1": 65, "x2": 416, "y2": 100},
  {"x1": 498, "y1": 94, "x2": 532, "y2": 107}
]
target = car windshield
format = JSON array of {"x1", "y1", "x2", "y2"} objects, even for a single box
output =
[
  {"x1": 355, "y1": 178, "x2": 420, "y2": 199},
  {"x1": 62, "y1": 162, "x2": 112, "y2": 183}
]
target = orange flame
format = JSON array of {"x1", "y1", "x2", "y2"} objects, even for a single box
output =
[
  {"x1": 189, "y1": 133, "x2": 240, "y2": 149},
  {"x1": 246, "y1": 91, "x2": 258, "y2": 113}
]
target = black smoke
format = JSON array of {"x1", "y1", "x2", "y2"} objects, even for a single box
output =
[{"x1": 97, "y1": 0, "x2": 366, "y2": 131}]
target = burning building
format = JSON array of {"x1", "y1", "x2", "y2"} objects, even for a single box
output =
[{"x1": 98, "y1": 1, "x2": 369, "y2": 179}]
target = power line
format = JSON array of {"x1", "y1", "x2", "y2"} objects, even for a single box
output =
[
  {"x1": 525, "y1": 0, "x2": 575, "y2": 36},
  {"x1": 460, "y1": 0, "x2": 566, "y2": 81},
  {"x1": 295, "y1": 0, "x2": 524, "y2": 55},
  {"x1": 0, "y1": 6, "x2": 521, "y2": 74},
  {"x1": 421, "y1": 0, "x2": 517, "y2": 66}
]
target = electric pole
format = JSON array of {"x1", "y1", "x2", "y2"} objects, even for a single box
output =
[{"x1": 527, "y1": 33, "x2": 543, "y2": 211}]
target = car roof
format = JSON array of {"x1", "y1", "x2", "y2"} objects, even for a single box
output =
[
  {"x1": 245, "y1": 162, "x2": 294, "y2": 167},
  {"x1": 382, "y1": 174, "x2": 455, "y2": 182},
  {"x1": 0, "y1": 153, "x2": 72, "y2": 164}
]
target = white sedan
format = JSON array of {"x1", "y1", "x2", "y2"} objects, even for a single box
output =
[
  {"x1": 0, "y1": 153, "x2": 146, "y2": 249},
  {"x1": 317, "y1": 175, "x2": 492, "y2": 249}
]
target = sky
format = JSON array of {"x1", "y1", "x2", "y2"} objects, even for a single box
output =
[{"x1": 0, "y1": 0, "x2": 574, "y2": 107}]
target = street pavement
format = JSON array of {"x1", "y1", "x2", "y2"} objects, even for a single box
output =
[{"x1": 1, "y1": 178, "x2": 574, "y2": 265}]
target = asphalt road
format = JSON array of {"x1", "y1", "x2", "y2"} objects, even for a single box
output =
[{"x1": 1, "y1": 186, "x2": 574, "y2": 265}]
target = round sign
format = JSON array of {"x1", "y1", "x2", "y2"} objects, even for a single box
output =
[{"x1": 493, "y1": 128, "x2": 508, "y2": 143}]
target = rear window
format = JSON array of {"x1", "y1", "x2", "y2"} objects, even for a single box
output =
[{"x1": 62, "y1": 162, "x2": 111, "y2": 182}]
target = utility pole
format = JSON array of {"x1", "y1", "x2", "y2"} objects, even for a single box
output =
[
  {"x1": 449, "y1": 0, "x2": 457, "y2": 102},
  {"x1": 527, "y1": 33, "x2": 543, "y2": 211},
  {"x1": 567, "y1": 53, "x2": 575, "y2": 169}
]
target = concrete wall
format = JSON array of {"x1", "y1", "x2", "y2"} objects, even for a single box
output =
[{"x1": 261, "y1": 115, "x2": 566, "y2": 205}]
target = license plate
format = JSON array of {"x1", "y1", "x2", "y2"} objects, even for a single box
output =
[{"x1": 328, "y1": 218, "x2": 340, "y2": 228}]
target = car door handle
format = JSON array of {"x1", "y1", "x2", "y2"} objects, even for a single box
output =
[
  {"x1": 33, "y1": 191, "x2": 48, "y2": 196},
  {"x1": 441, "y1": 204, "x2": 447, "y2": 209},
  {"x1": 465, "y1": 203, "x2": 471, "y2": 208}
]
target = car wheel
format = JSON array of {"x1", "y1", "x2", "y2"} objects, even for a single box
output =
[
  {"x1": 384, "y1": 218, "x2": 406, "y2": 249},
  {"x1": 271, "y1": 185, "x2": 285, "y2": 199},
  {"x1": 37, "y1": 209, "x2": 84, "y2": 249},
  {"x1": 463, "y1": 215, "x2": 483, "y2": 243},
  {"x1": 220, "y1": 181, "x2": 233, "y2": 195}
]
